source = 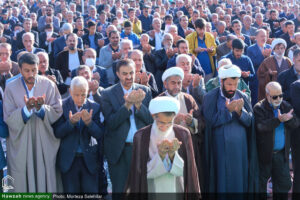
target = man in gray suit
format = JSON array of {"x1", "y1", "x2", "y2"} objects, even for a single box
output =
[{"x1": 100, "y1": 59, "x2": 153, "y2": 196}]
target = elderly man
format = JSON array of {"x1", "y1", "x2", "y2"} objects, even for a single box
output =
[
  {"x1": 55, "y1": 33, "x2": 84, "y2": 85},
  {"x1": 257, "y1": 39, "x2": 292, "y2": 101},
  {"x1": 125, "y1": 96, "x2": 200, "y2": 197},
  {"x1": 16, "y1": 18, "x2": 39, "y2": 50},
  {"x1": 98, "y1": 30, "x2": 121, "y2": 86},
  {"x1": 53, "y1": 76, "x2": 104, "y2": 193},
  {"x1": 186, "y1": 18, "x2": 217, "y2": 82},
  {"x1": 0, "y1": 43, "x2": 19, "y2": 88},
  {"x1": 37, "y1": 52, "x2": 67, "y2": 95},
  {"x1": 177, "y1": 15, "x2": 194, "y2": 38},
  {"x1": 154, "y1": 33, "x2": 177, "y2": 92},
  {"x1": 148, "y1": 18, "x2": 164, "y2": 50},
  {"x1": 175, "y1": 54, "x2": 206, "y2": 107},
  {"x1": 159, "y1": 66, "x2": 205, "y2": 191},
  {"x1": 3, "y1": 53, "x2": 63, "y2": 192},
  {"x1": 202, "y1": 64, "x2": 259, "y2": 193},
  {"x1": 129, "y1": 50, "x2": 158, "y2": 97},
  {"x1": 13, "y1": 32, "x2": 45, "y2": 62},
  {"x1": 99, "y1": 59, "x2": 152, "y2": 196},
  {"x1": 216, "y1": 34, "x2": 237, "y2": 61},
  {"x1": 137, "y1": 34, "x2": 156, "y2": 76},
  {"x1": 242, "y1": 15, "x2": 258, "y2": 41},
  {"x1": 254, "y1": 82, "x2": 298, "y2": 199}
]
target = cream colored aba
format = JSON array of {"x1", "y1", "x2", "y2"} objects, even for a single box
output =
[{"x1": 149, "y1": 96, "x2": 180, "y2": 115}]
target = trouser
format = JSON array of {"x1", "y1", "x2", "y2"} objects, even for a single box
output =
[
  {"x1": 108, "y1": 145, "x2": 133, "y2": 200},
  {"x1": 291, "y1": 128, "x2": 300, "y2": 199},
  {"x1": 0, "y1": 169, "x2": 3, "y2": 193},
  {"x1": 259, "y1": 150, "x2": 292, "y2": 200},
  {"x1": 61, "y1": 156, "x2": 99, "y2": 193}
]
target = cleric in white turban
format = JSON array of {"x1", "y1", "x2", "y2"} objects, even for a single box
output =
[
  {"x1": 125, "y1": 96, "x2": 201, "y2": 198},
  {"x1": 202, "y1": 63, "x2": 258, "y2": 194}
]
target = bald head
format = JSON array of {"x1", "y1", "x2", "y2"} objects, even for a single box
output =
[
  {"x1": 266, "y1": 82, "x2": 283, "y2": 107},
  {"x1": 266, "y1": 82, "x2": 282, "y2": 94}
]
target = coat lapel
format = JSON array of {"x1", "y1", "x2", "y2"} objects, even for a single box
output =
[{"x1": 114, "y1": 83, "x2": 125, "y2": 106}]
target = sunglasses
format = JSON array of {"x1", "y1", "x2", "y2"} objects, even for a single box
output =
[{"x1": 270, "y1": 94, "x2": 283, "y2": 100}]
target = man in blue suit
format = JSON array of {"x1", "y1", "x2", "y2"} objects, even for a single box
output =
[
  {"x1": 99, "y1": 59, "x2": 153, "y2": 197},
  {"x1": 247, "y1": 29, "x2": 272, "y2": 105},
  {"x1": 53, "y1": 76, "x2": 104, "y2": 193},
  {"x1": 53, "y1": 23, "x2": 83, "y2": 59}
]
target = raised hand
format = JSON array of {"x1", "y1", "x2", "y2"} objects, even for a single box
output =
[
  {"x1": 134, "y1": 89, "x2": 146, "y2": 110},
  {"x1": 140, "y1": 72, "x2": 151, "y2": 86},
  {"x1": 35, "y1": 94, "x2": 46, "y2": 111},
  {"x1": 168, "y1": 138, "x2": 182, "y2": 161},
  {"x1": 92, "y1": 72, "x2": 100, "y2": 82},
  {"x1": 192, "y1": 74, "x2": 202, "y2": 88},
  {"x1": 24, "y1": 95, "x2": 36, "y2": 111},
  {"x1": 158, "y1": 139, "x2": 172, "y2": 160},
  {"x1": 225, "y1": 99, "x2": 237, "y2": 113},
  {"x1": 69, "y1": 111, "x2": 81, "y2": 124},
  {"x1": 184, "y1": 109, "x2": 194, "y2": 126},
  {"x1": 47, "y1": 75, "x2": 57, "y2": 83},
  {"x1": 81, "y1": 109, "x2": 93, "y2": 125}
]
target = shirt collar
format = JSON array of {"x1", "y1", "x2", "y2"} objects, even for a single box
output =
[{"x1": 121, "y1": 84, "x2": 133, "y2": 94}]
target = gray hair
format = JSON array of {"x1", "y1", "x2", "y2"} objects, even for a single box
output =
[
  {"x1": 163, "y1": 33, "x2": 173, "y2": 42},
  {"x1": 166, "y1": 25, "x2": 178, "y2": 33},
  {"x1": 176, "y1": 54, "x2": 192, "y2": 65},
  {"x1": 140, "y1": 33, "x2": 149, "y2": 40},
  {"x1": 22, "y1": 32, "x2": 34, "y2": 41},
  {"x1": 265, "y1": 81, "x2": 282, "y2": 94},
  {"x1": 36, "y1": 51, "x2": 49, "y2": 60},
  {"x1": 70, "y1": 76, "x2": 89, "y2": 91},
  {"x1": 24, "y1": 18, "x2": 32, "y2": 23},
  {"x1": 128, "y1": 49, "x2": 143, "y2": 59},
  {"x1": 120, "y1": 39, "x2": 133, "y2": 50},
  {"x1": 62, "y1": 23, "x2": 73, "y2": 32}
]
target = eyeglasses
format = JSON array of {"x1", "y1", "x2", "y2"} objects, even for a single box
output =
[{"x1": 270, "y1": 94, "x2": 283, "y2": 100}]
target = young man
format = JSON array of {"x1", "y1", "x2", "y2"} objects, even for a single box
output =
[{"x1": 125, "y1": 96, "x2": 200, "y2": 199}]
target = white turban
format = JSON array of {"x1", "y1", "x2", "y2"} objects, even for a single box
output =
[
  {"x1": 218, "y1": 64, "x2": 241, "y2": 79},
  {"x1": 149, "y1": 96, "x2": 180, "y2": 115},
  {"x1": 162, "y1": 67, "x2": 184, "y2": 82},
  {"x1": 271, "y1": 38, "x2": 287, "y2": 50}
]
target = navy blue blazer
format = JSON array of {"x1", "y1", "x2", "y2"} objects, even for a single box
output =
[
  {"x1": 71, "y1": 65, "x2": 109, "y2": 88},
  {"x1": 0, "y1": 101, "x2": 8, "y2": 169},
  {"x1": 247, "y1": 43, "x2": 272, "y2": 71},
  {"x1": 53, "y1": 35, "x2": 84, "y2": 59},
  {"x1": 53, "y1": 97, "x2": 104, "y2": 174},
  {"x1": 177, "y1": 24, "x2": 194, "y2": 38}
]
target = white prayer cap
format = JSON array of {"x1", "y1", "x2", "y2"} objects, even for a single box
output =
[
  {"x1": 162, "y1": 67, "x2": 184, "y2": 82},
  {"x1": 271, "y1": 38, "x2": 287, "y2": 50},
  {"x1": 149, "y1": 96, "x2": 180, "y2": 115},
  {"x1": 218, "y1": 64, "x2": 241, "y2": 79}
]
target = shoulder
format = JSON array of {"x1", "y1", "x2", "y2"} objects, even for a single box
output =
[
  {"x1": 253, "y1": 99, "x2": 266, "y2": 112},
  {"x1": 186, "y1": 31, "x2": 196, "y2": 40},
  {"x1": 205, "y1": 32, "x2": 215, "y2": 40},
  {"x1": 87, "y1": 99, "x2": 101, "y2": 111},
  {"x1": 204, "y1": 87, "x2": 219, "y2": 102},
  {"x1": 291, "y1": 79, "x2": 300, "y2": 89},
  {"x1": 36, "y1": 75, "x2": 56, "y2": 88},
  {"x1": 173, "y1": 124, "x2": 190, "y2": 139},
  {"x1": 183, "y1": 92, "x2": 196, "y2": 103},
  {"x1": 278, "y1": 67, "x2": 292, "y2": 79},
  {"x1": 135, "y1": 83, "x2": 151, "y2": 93}
]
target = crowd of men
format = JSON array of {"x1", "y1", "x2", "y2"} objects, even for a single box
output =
[{"x1": 0, "y1": 0, "x2": 300, "y2": 199}]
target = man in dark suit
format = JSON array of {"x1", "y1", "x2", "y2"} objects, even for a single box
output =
[
  {"x1": 99, "y1": 59, "x2": 153, "y2": 196},
  {"x1": 53, "y1": 76, "x2": 104, "y2": 193},
  {"x1": 39, "y1": 24, "x2": 59, "y2": 68},
  {"x1": 53, "y1": 23, "x2": 83, "y2": 59},
  {"x1": 16, "y1": 18, "x2": 39, "y2": 50},
  {"x1": 55, "y1": 33, "x2": 84, "y2": 84},
  {"x1": 177, "y1": 15, "x2": 194, "y2": 38},
  {"x1": 13, "y1": 32, "x2": 45, "y2": 62},
  {"x1": 82, "y1": 21, "x2": 104, "y2": 58}
]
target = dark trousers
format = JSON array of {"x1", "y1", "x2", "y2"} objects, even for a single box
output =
[
  {"x1": 291, "y1": 128, "x2": 300, "y2": 199},
  {"x1": 61, "y1": 156, "x2": 99, "y2": 193},
  {"x1": 259, "y1": 150, "x2": 292, "y2": 200},
  {"x1": 108, "y1": 145, "x2": 132, "y2": 199},
  {"x1": 0, "y1": 169, "x2": 3, "y2": 193}
]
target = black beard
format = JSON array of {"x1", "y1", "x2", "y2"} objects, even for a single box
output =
[{"x1": 222, "y1": 84, "x2": 235, "y2": 99}]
